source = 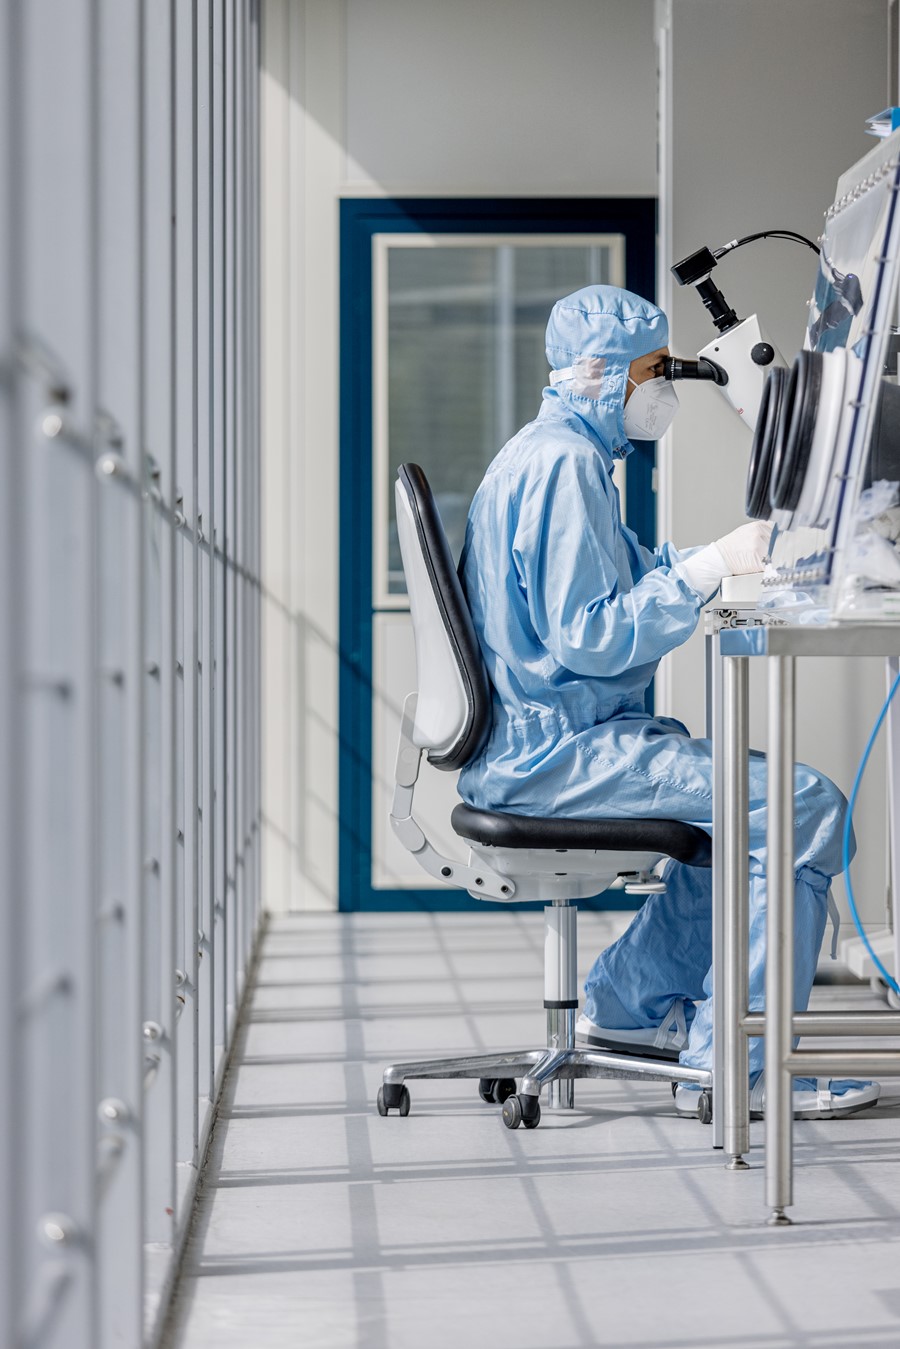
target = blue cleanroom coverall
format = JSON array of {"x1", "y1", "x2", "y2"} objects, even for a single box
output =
[{"x1": 458, "y1": 285, "x2": 847, "y2": 1076}]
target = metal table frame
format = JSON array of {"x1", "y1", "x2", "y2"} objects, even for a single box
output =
[{"x1": 711, "y1": 620, "x2": 900, "y2": 1224}]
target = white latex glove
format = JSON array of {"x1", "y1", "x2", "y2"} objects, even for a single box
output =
[
  {"x1": 674, "y1": 521, "x2": 773, "y2": 601},
  {"x1": 673, "y1": 544, "x2": 729, "y2": 601},
  {"x1": 714, "y1": 520, "x2": 774, "y2": 575}
]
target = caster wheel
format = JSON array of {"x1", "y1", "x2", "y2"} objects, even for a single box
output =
[
  {"x1": 521, "y1": 1098, "x2": 541, "y2": 1129},
  {"x1": 479, "y1": 1077, "x2": 517, "y2": 1105},
  {"x1": 870, "y1": 976, "x2": 900, "y2": 1009},
  {"x1": 501, "y1": 1095, "x2": 522, "y2": 1129},
  {"x1": 502, "y1": 1093, "x2": 540, "y2": 1130},
  {"x1": 376, "y1": 1084, "x2": 410, "y2": 1116},
  {"x1": 697, "y1": 1091, "x2": 713, "y2": 1126}
]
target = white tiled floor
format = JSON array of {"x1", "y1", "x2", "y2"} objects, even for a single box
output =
[{"x1": 166, "y1": 912, "x2": 900, "y2": 1349}]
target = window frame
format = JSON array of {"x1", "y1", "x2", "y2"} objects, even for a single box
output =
[{"x1": 339, "y1": 196, "x2": 657, "y2": 912}]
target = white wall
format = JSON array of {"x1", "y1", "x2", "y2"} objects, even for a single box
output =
[
  {"x1": 343, "y1": 0, "x2": 657, "y2": 195},
  {"x1": 261, "y1": 0, "x2": 891, "y2": 917},
  {"x1": 657, "y1": 0, "x2": 891, "y2": 924},
  {"x1": 262, "y1": 0, "x2": 345, "y2": 911}
]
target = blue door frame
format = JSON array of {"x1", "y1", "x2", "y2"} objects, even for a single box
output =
[{"x1": 339, "y1": 197, "x2": 658, "y2": 912}]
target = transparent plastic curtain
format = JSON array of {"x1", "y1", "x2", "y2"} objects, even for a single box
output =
[{"x1": 763, "y1": 132, "x2": 900, "y2": 617}]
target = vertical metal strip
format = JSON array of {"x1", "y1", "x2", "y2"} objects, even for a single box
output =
[
  {"x1": 252, "y1": 0, "x2": 262, "y2": 929},
  {"x1": 212, "y1": 0, "x2": 228, "y2": 1067},
  {"x1": 224, "y1": 0, "x2": 238, "y2": 1032},
  {"x1": 94, "y1": 0, "x2": 146, "y2": 1341},
  {"x1": 174, "y1": 0, "x2": 201, "y2": 1183},
  {"x1": 19, "y1": 0, "x2": 99, "y2": 1340},
  {"x1": 253, "y1": 0, "x2": 261, "y2": 928},
  {"x1": 234, "y1": 0, "x2": 246, "y2": 987},
  {"x1": 243, "y1": 0, "x2": 253, "y2": 965},
  {"x1": 245, "y1": 0, "x2": 255, "y2": 936},
  {"x1": 141, "y1": 0, "x2": 177, "y2": 1248},
  {"x1": 0, "y1": 1, "x2": 24, "y2": 1343},
  {"x1": 248, "y1": 0, "x2": 257, "y2": 935},
  {"x1": 251, "y1": 0, "x2": 260, "y2": 940},
  {"x1": 161, "y1": 0, "x2": 180, "y2": 1238},
  {"x1": 196, "y1": 0, "x2": 216, "y2": 1118}
]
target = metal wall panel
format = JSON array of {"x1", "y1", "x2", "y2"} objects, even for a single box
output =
[
  {"x1": 0, "y1": 1, "x2": 23, "y2": 1345},
  {"x1": 141, "y1": 0, "x2": 177, "y2": 1255},
  {"x1": 212, "y1": 0, "x2": 230, "y2": 1068},
  {"x1": 224, "y1": 0, "x2": 239, "y2": 1033},
  {"x1": 95, "y1": 0, "x2": 145, "y2": 1341},
  {"x1": 174, "y1": 0, "x2": 201, "y2": 1186},
  {"x1": 0, "y1": 0, "x2": 263, "y2": 1342},
  {"x1": 196, "y1": 0, "x2": 216, "y2": 1125},
  {"x1": 20, "y1": 0, "x2": 97, "y2": 1343}
]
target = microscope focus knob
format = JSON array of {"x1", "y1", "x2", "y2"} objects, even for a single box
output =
[{"x1": 751, "y1": 342, "x2": 776, "y2": 366}]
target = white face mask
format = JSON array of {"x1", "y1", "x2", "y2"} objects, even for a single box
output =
[{"x1": 622, "y1": 375, "x2": 680, "y2": 441}]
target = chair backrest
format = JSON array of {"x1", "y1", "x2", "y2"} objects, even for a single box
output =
[{"x1": 395, "y1": 463, "x2": 492, "y2": 770}]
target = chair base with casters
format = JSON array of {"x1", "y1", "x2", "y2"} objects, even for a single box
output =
[
  {"x1": 379, "y1": 695, "x2": 714, "y2": 1130},
  {"x1": 382, "y1": 462, "x2": 714, "y2": 1130}
]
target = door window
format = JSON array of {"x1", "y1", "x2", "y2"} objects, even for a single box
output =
[{"x1": 372, "y1": 235, "x2": 626, "y2": 607}]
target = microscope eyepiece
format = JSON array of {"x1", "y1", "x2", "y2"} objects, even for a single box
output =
[{"x1": 663, "y1": 357, "x2": 729, "y2": 386}]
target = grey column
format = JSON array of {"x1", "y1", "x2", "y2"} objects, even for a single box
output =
[{"x1": 544, "y1": 901, "x2": 577, "y2": 1110}]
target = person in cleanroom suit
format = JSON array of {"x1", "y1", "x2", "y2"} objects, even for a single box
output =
[{"x1": 458, "y1": 284, "x2": 879, "y2": 1118}]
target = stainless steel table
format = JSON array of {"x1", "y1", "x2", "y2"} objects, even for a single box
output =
[{"x1": 715, "y1": 621, "x2": 900, "y2": 1224}]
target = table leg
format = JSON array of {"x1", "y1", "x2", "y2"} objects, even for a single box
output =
[
  {"x1": 710, "y1": 629, "x2": 725, "y2": 1149},
  {"x1": 886, "y1": 657, "x2": 900, "y2": 1000},
  {"x1": 723, "y1": 655, "x2": 750, "y2": 1169},
  {"x1": 766, "y1": 654, "x2": 795, "y2": 1225}
]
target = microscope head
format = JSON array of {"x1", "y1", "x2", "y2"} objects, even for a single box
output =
[{"x1": 669, "y1": 242, "x2": 786, "y2": 430}]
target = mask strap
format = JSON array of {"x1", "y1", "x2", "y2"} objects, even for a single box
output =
[{"x1": 549, "y1": 367, "x2": 573, "y2": 387}]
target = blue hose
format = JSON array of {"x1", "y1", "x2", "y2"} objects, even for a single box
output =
[{"x1": 842, "y1": 669, "x2": 900, "y2": 996}]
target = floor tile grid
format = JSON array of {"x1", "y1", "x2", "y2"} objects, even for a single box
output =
[{"x1": 166, "y1": 913, "x2": 900, "y2": 1349}]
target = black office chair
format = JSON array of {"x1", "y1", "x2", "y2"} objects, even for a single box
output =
[{"x1": 378, "y1": 463, "x2": 712, "y2": 1129}]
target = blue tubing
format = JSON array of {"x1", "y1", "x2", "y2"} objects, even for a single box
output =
[{"x1": 842, "y1": 669, "x2": 900, "y2": 996}]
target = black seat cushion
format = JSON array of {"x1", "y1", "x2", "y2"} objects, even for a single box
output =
[{"x1": 451, "y1": 803, "x2": 712, "y2": 869}]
